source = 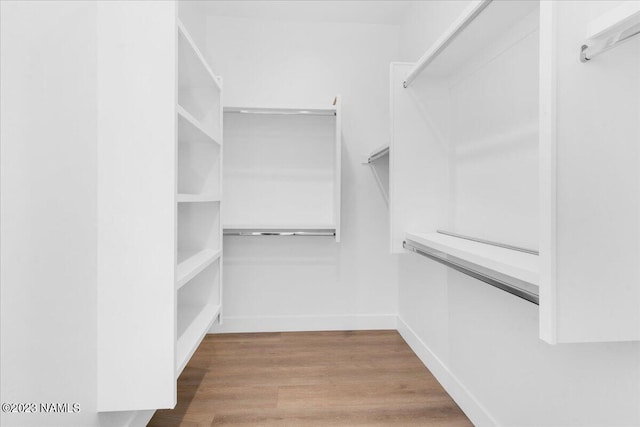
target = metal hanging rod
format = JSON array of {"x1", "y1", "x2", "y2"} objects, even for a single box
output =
[
  {"x1": 367, "y1": 146, "x2": 390, "y2": 163},
  {"x1": 436, "y1": 230, "x2": 538, "y2": 255},
  {"x1": 403, "y1": 0, "x2": 493, "y2": 88},
  {"x1": 403, "y1": 240, "x2": 539, "y2": 305},
  {"x1": 224, "y1": 229, "x2": 336, "y2": 237}
]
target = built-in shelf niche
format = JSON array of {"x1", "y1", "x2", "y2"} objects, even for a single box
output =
[
  {"x1": 178, "y1": 202, "x2": 221, "y2": 253},
  {"x1": 222, "y1": 99, "x2": 342, "y2": 241},
  {"x1": 178, "y1": 110, "x2": 222, "y2": 198}
]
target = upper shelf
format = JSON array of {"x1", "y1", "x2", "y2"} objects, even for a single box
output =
[
  {"x1": 177, "y1": 20, "x2": 221, "y2": 92},
  {"x1": 581, "y1": 1, "x2": 640, "y2": 62},
  {"x1": 404, "y1": 0, "x2": 539, "y2": 83},
  {"x1": 404, "y1": 231, "x2": 538, "y2": 303},
  {"x1": 224, "y1": 105, "x2": 336, "y2": 116}
]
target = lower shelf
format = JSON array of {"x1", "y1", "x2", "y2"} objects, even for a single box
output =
[
  {"x1": 177, "y1": 249, "x2": 221, "y2": 289},
  {"x1": 404, "y1": 231, "x2": 539, "y2": 304},
  {"x1": 177, "y1": 193, "x2": 221, "y2": 203},
  {"x1": 176, "y1": 303, "x2": 221, "y2": 376}
]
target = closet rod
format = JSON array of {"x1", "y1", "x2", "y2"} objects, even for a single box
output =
[
  {"x1": 403, "y1": 0, "x2": 492, "y2": 88},
  {"x1": 367, "y1": 146, "x2": 390, "y2": 163},
  {"x1": 403, "y1": 240, "x2": 539, "y2": 305},
  {"x1": 224, "y1": 229, "x2": 336, "y2": 237},
  {"x1": 580, "y1": 27, "x2": 640, "y2": 62},
  {"x1": 436, "y1": 230, "x2": 538, "y2": 255}
]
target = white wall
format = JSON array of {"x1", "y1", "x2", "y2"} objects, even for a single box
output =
[
  {"x1": 397, "y1": 1, "x2": 640, "y2": 426},
  {"x1": 177, "y1": 1, "x2": 208, "y2": 52},
  {"x1": 205, "y1": 15, "x2": 399, "y2": 332},
  {"x1": 0, "y1": 2, "x2": 100, "y2": 426},
  {"x1": 1, "y1": 2, "x2": 174, "y2": 426}
]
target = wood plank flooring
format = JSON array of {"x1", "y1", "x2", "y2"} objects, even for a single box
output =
[{"x1": 148, "y1": 331, "x2": 472, "y2": 427}]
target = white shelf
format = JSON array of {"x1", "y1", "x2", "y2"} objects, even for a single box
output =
[
  {"x1": 417, "y1": 0, "x2": 539, "y2": 77},
  {"x1": 176, "y1": 249, "x2": 222, "y2": 290},
  {"x1": 176, "y1": 303, "x2": 221, "y2": 375},
  {"x1": 224, "y1": 105, "x2": 336, "y2": 116},
  {"x1": 178, "y1": 105, "x2": 221, "y2": 145},
  {"x1": 177, "y1": 193, "x2": 220, "y2": 203},
  {"x1": 586, "y1": 1, "x2": 640, "y2": 39},
  {"x1": 581, "y1": 1, "x2": 640, "y2": 61},
  {"x1": 177, "y1": 20, "x2": 221, "y2": 92},
  {"x1": 223, "y1": 223, "x2": 336, "y2": 231},
  {"x1": 405, "y1": 231, "x2": 538, "y2": 287}
]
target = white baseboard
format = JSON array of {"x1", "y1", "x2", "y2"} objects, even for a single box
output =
[
  {"x1": 129, "y1": 410, "x2": 155, "y2": 427},
  {"x1": 99, "y1": 409, "x2": 155, "y2": 427},
  {"x1": 397, "y1": 317, "x2": 498, "y2": 427},
  {"x1": 210, "y1": 314, "x2": 397, "y2": 333}
]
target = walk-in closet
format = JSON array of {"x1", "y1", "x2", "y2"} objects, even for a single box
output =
[{"x1": 1, "y1": 1, "x2": 639, "y2": 426}]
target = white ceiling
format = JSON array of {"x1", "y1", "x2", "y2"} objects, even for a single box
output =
[{"x1": 205, "y1": 1, "x2": 412, "y2": 25}]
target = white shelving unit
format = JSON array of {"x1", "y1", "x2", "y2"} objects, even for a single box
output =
[
  {"x1": 93, "y1": 1, "x2": 225, "y2": 411},
  {"x1": 390, "y1": 1, "x2": 540, "y2": 319},
  {"x1": 175, "y1": 19, "x2": 223, "y2": 376},
  {"x1": 222, "y1": 98, "x2": 342, "y2": 241},
  {"x1": 392, "y1": 0, "x2": 640, "y2": 344}
]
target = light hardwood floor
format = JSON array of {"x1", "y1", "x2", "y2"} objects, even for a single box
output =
[{"x1": 149, "y1": 331, "x2": 472, "y2": 426}]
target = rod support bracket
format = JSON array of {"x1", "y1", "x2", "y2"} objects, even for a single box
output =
[{"x1": 580, "y1": 44, "x2": 590, "y2": 63}]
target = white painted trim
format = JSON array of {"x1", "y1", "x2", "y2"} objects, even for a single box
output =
[
  {"x1": 397, "y1": 317, "x2": 498, "y2": 427},
  {"x1": 99, "y1": 409, "x2": 156, "y2": 427},
  {"x1": 129, "y1": 410, "x2": 156, "y2": 427},
  {"x1": 538, "y1": 0, "x2": 558, "y2": 345},
  {"x1": 210, "y1": 314, "x2": 397, "y2": 333}
]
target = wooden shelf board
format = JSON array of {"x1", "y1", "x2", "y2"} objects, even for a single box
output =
[
  {"x1": 223, "y1": 224, "x2": 337, "y2": 231},
  {"x1": 224, "y1": 105, "x2": 336, "y2": 116},
  {"x1": 176, "y1": 249, "x2": 222, "y2": 290},
  {"x1": 176, "y1": 303, "x2": 221, "y2": 376},
  {"x1": 176, "y1": 193, "x2": 221, "y2": 203},
  {"x1": 177, "y1": 105, "x2": 221, "y2": 145},
  {"x1": 405, "y1": 231, "x2": 538, "y2": 286}
]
